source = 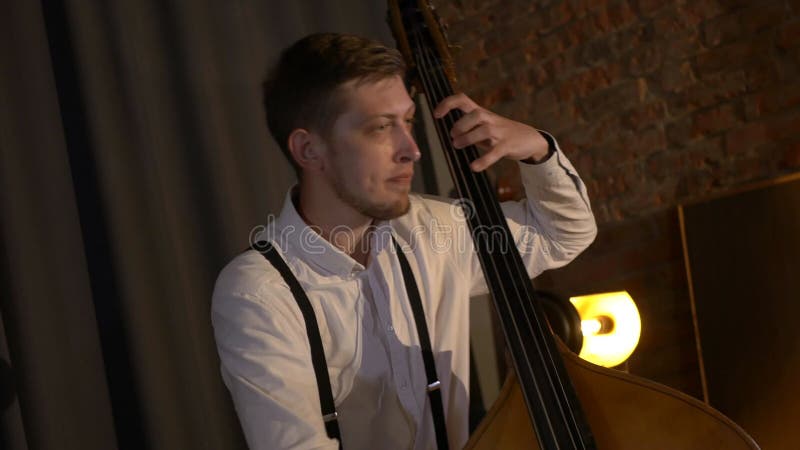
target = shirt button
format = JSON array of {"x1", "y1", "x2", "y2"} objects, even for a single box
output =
[
  {"x1": 387, "y1": 324, "x2": 394, "y2": 333},
  {"x1": 400, "y1": 380, "x2": 408, "y2": 389}
]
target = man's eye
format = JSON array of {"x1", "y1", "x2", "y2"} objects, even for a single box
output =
[{"x1": 405, "y1": 117, "x2": 417, "y2": 127}]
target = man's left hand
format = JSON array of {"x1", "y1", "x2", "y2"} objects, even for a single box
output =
[{"x1": 432, "y1": 93, "x2": 550, "y2": 172}]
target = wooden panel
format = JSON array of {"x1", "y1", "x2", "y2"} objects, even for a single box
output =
[{"x1": 682, "y1": 175, "x2": 800, "y2": 450}]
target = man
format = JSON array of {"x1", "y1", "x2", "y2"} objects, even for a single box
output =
[{"x1": 212, "y1": 33, "x2": 596, "y2": 450}]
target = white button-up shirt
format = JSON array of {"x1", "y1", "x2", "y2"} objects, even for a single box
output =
[{"x1": 212, "y1": 145, "x2": 596, "y2": 450}]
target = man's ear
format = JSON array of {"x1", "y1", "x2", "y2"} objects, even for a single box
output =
[{"x1": 287, "y1": 129, "x2": 325, "y2": 172}]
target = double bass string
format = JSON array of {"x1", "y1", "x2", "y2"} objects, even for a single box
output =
[
  {"x1": 411, "y1": 36, "x2": 544, "y2": 401},
  {"x1": 409, "y1": 24, "x2": 545, "y2": 427},
  {"x1": 415, "y1": 41, "x2": 589, "y2": 446},
  {"x1": 410, "y1": 23, "x2": 586, "y2": 447},
  {"x1": 408, "y1": 25, "x2": 547, "y2": 409}
]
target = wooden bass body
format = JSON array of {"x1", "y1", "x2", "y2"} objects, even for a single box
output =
[{"x1": 465, "y1": 341, "x2": 759, "y2": 449}]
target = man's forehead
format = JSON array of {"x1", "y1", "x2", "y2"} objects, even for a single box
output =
[{"x1": 338, "y1": 76, "x2": 415, "y2": 116}]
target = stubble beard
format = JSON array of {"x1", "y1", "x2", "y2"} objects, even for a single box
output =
[{"x1": 329, "y1": 172, "x2": 410, "y2": 221}]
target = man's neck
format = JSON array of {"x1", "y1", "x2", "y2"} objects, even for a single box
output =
[{"x1": 295, "y1": 184, "x2": 373, "y2": 266}]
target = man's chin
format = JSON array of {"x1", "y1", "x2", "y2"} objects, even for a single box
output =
[{"x1": 367, "y1": 196, "x2": 410, "y2": 220}]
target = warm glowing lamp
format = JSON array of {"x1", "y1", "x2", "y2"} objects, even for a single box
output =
[{"x1": 569, "y1": 291, "x2": 641, "y2": 368}]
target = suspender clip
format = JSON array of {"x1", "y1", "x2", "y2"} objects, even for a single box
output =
[
  {"x1": 322, "y1": 411, "x2": 339, "y2": 422},
  {"x1": 426, "y1": 380, "x2": 441, "y2": 392}
]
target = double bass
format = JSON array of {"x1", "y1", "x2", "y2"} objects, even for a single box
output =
[{"x1": 387, "y1": 1, "x2": 760, "y2": 448}]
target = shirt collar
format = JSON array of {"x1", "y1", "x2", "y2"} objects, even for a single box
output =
[{"x1": 270, "y1": 187, "x2": 396, "y2": 278}]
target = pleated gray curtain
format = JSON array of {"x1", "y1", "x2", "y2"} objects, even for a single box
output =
[{"x1": 0, "y1": 1, "x2": 394, "y2": 449}]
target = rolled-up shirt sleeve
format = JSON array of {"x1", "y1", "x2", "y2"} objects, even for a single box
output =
[{"x1": 212, "y1": 271, "x2": 339, "y2": 450}]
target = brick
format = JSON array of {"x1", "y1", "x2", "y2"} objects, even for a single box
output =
[
  {"x1": 519, "y1": 42, "x2": 545, "y2": 66},
  {"x1": 536, "y1": 32, "x2": 567, "y2": 61},
  {"x1": 741, "y1": 2, "x2": 787, "y2": 35},
  {"x1": 716, "y1": 0, "x2": 756, "y2": 9},
  {"x1": 498, "y1": 49, "x2": 533, "y2": 81},
  {"x1": 480, "y1": 84, "x2": 515, "y2": 108},
  {"x1": 608, "y1": 21, "x2": 655, "y2": 56},
  {"x1": 667, "y1": 70, "x2": 747, "y2": 115},
  {"x1": 660, "y1": 61, "x2": 696, "y2": 92},
  {"x1": 631, "y1": 0, "x2": 666, "y2": 16},
  {"x1": 592, "y1": 172, "x2": 630, "y2": 200},
  {"x1": 568, "y1": 0, "x2": 612, "y2": 19},
  {"x1": 445, "y1": 14, "x2": 490, "y2": 41},
  {"x1": 626, "y1": 125, "x2": 667, "y2": 158},
  {"x1": 484, "y1": 35, "x2": 514, "y2": 57},
  {"x1": 777, "y1": 21, "x2": 800, "y2": 49},
  {"x1": 577, "y1": 36, "x2": 613, "y2": 66},
  {"x1": 691, "y1": 103, "x2": 740, "y2": 136},
  {"x1": 781, "y1": 141, "x2": 800, "y2": 169},
  {"x1": 715, "y1": 155, "x2": 772, "y2": 185},
  {"x1": 581, "y1": 78, "x2": 647, "y2": 118},
  {"x1": 535, "y1": 102, "x2": 581, "y2": 135},
  {"x1": 653, "y1": 7, "x2": 700, "y2": 35},
  {"x1": 432, "y1": 2, "x2": 464, "y2": 21},
  {"x1": 628, "y1": 45, "x2": 662, "y2": 76},
  {"x1": 646, "y1": 150, "x2": 680, "y2": 183},
  {"x1": 744, "y1": 81, "x2": 800, "y2": 120},
  {"x1": 647, "y1": 137, "x2": 724, "y2": 182},
  {"x1": 512, "y1": 14, "x2": 549, "y2": 49},
  {"x1": 566, "y1": 13, "x2": 603, "y2": 43},
  {"x1": 623, "y1": 100, "x2": 667, "y2": 130},
  {"x1": 777, "y1": 46, "x2": 800, "y2": 81},
  {"x1": 451, "y1": 0, "x2": 492, "y2": 15},
  {"x1": 539, "y1": 1, "x2": 575, "y2": 34},
  {"x1": 593, "y1": 8, "x2": 613, "y2": 33},
  {"x1": 534, "y1": 85, "x2": 558, "y2": 110},
  {"x1": 574, "y1": 113, "x2": 622, "y2": 147},
  {"x1": 540, "y1": 53, "x2": 574, "y2": 83},
  {"x1": 618, "y1": 189, "x2": 667, "y2": 217},
  {"x1": 453, "y1": 40, "x2": 487, "y2": 67},
  {"x1": 693, "y1": 42, "x2": 758, "y2": 76},
  {"x1": 675, "y1": 169, "x2": 717, "y2": 198},
  {"x1": 702, "y1": 12, "x2": 741, "y2": 47},
  {"x1": 525, "y1": 65, "x2": 551, "y2": 88},
  {"x1": 557, "y1": 63, "x2": 621, "y2": 101},
  {"x1": 724, "y1": 121, "x2": 768, "y2": 155},
  {"x1": 743, "y1": 60, "x2": 781, "y2": 92},
  {"x1": 662, "y1": 34, "x2": 701, "y2": 61},
  {"x1": 767, "y1": 111, "x2": 800, "y2": 142},
  {"x1": 610, "y1": 0, "x2": 637, "y2": 26},
  {"x1": 575, "y1": 152, "x2": 593, "y2": 176},
  {"x1": 666, "y1": 117, "x2": 693, "y2": 147},
  {"x1": 681, "y1": 0, "x2": 728, "y2": 22},
  {"x1": 458, "y1": 58, "x2": 504, "y2": 89}
]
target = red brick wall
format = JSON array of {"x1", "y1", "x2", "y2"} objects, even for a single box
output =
[
  {"x1": 438, "y1": 0, "x2": 800, "y2": 222},
  {"x1": 434, "y1": 0, "x2": 800, "y2": 397}
]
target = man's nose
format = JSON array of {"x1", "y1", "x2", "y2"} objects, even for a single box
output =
[{"x1": 395, "y1": 126, "x2": 421, "y2": 163}]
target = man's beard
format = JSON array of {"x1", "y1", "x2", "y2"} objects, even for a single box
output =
[{"x1": 329, "y1": 172, "x2": 410, "y2": 220}]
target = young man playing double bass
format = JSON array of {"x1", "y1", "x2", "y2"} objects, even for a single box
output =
[{"x1": 212, "y1": 33, "x2": 596, "y2": 450}]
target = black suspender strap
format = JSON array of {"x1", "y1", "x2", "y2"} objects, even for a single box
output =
[
  {"x1": 392, "y1": 237, "x2": 450, "y2": 450},
  {"x1": 253, "y1": 237, "x2": 449, "y2": 450},
  {"x1": 253, "y1": 242, "x2": 343, "y2": 449}
]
